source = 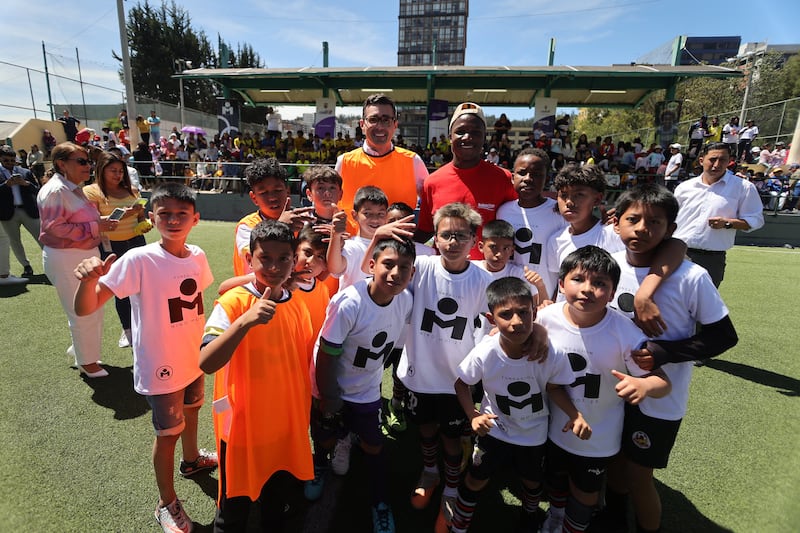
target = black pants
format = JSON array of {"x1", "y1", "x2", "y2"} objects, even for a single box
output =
[
  {"x1": 213, "y1": 441, "x2": 302, "y2": 533},
  {"x1": 686, "y1": 248, "x2": 726, "y2": 288}
]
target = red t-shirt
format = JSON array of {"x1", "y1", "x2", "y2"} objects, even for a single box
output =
[{"x1": 418, "y1": 160, "x2": 517, "y2": 259}]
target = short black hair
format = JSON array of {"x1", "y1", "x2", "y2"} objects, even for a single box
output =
[
  {"x1": 250, "y1": 219, "x2": 294, "y2": 253},
  {"x1": 701, "y1": 142, "x2": 731, "y2": 156},
  {"x1": 244, "y1": 157, "x2": 287, "y2": 188},
  {"x1": 388, "y1": 202, "x2": 415, "y2": 217},
  {"x1": 362, "y1": 93, "x2": 396, "y2": 118},
  {"x1": 296, "y1": 225, "x2": 328, "y2": 255},
  {"x1": 372, "y1": 237, "x2": 416, "y2": 262},
  {"x1": 553, "y1": 163, "x2": 606, "y2": 194},
  {"x1": 353, "y1": 185, "x2": 388, "y2": 211},
  {"x1": 481, "y1": 219, "x2": 515, "y2": 241},
  {"x1": 486, "y1": 276, "x2": 534, "y2": 312},
  {"x1": 558, "y1": 245, "x2": 620, "y2": 290},
  {"x1": 515, "y1": 147, "x2": 551, "y2": 169},
  {"x1": 150, "y1": 182, "x2": 196, "y2": 211},
  {"x1": 615, "y1": 183, "x2": 680, "y2": 225},
  {"x1": 303, "y1": 165, "x2": 342, "y2": 188}
]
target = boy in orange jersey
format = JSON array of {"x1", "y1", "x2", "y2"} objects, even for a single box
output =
[
  {"x1": 200, "y1": 220, "x2": 315, "y2": 531},
  {"x1": 232, "y1": 157, "x2": 315, "y2": 276}
]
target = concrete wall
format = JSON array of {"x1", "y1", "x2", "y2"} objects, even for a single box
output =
[
  {"x1": 736, "y1": 213, "x2": 800, "y2": 248},
  {"x1": 141, "y1": 191, "x2": 301, "y2": 223}
]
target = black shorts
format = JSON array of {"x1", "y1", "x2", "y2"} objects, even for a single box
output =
[
  {"x1": 310, "y1": 399, "x2": 384, "y2": 448},
  {"x1": 621, "y1": 403, "x2": 682, "y2": 469},
  {"x1": 469, "y1": 434, "x2": 545, "y2": 483},
  {"x1": 405, "y1": 391, "x2": 466, "y2": 438},
  {"x1": 546, "y1": 440, "x2": 611, "y2": 494}
]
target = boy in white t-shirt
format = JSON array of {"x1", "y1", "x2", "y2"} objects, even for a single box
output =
[
  {"x1": 602, "y1": 184, "x2": 738, "y2": 533},
  {"x1": 472, "y1": 218, "x2": 548, "y2": 304},
  {"x1": 395, "y1": 202, "x2": 548, "y2": 530},
  {"x1": 536, "y1": 245, "x2": 671, "y2": 533},
  {"x1": 314, "y1": 238, "x2": 416, "y2": 533},
  {"x1": 74, "y1": 183, "x2": 215, "y2": 533},
  {"x1": 449, "y1": 277, "x2": 591, "y2": 533},
  {"x1": 497, "y1": 147, "x2": 567, "y2": 299},
  {"x1": 326, "y1": 185, "x2": 389, "y2": 292},
  {"x1": 544, "y1": 164, "x2": 686, "y2": 339}
]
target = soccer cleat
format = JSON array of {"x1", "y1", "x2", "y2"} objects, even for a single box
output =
[
  {"x1": 155, "y1": 499, "x2": 194, "y2": 533},
  {"x1": 22, "y1": 265, "x2": 34, "y2": 277},
  {"x1": 384, "y1": 401, "x2": 407, "y2": 433},
  {"x1": 331, "y1": 434, "x2": 352, "y2": 476},
  {"x1": 179, "y1": 449, "x2": 218, "y2": 477},
  {"x1": 371, "y1": 502, "x2": 396, "y2": 533},
  {"x1": 304, "y1": 465, "x2": 326, "y2": 501},
  {"x1": 540, "y1": 507, "x2": 565, "y2": 533},
  {"x1": 410, "y1": 469, "x2": 440, "y2": 510}
]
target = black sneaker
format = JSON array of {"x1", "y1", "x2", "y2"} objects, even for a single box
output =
[
  {"x1": 22, "y1": 265, "x2": 34, "y2": 277},
  {"x1": 179, "y1": 449, "x2": 218, "y2": 477}
]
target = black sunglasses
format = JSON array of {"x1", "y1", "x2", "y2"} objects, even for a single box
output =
[{"x1": 67, "y1": 157, "x2": 92, "y2": 166}]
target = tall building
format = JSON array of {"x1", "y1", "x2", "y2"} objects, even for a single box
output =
[
  {"x1": 636, "y1": 36, "x2": 741, "y2": 66},
  {"x1": 397, "y1": 0, "x2": 468, "y2": 66}
]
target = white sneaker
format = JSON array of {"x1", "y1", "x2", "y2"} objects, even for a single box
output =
[
  {"x1": 331, "y1": 434, "x2": 352, "y2": 475},
  {"x1": 155, "y1": 499, "x2": 194, "y2": 533},
  {"x1": 118, "y1": 329, "x2": 132, "y2": 348},
  {"x1": 540, "y1": 507, "x2": 564, "y2": 533}
]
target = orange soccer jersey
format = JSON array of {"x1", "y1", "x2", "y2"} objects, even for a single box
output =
[
  {"x1": 338, "y1": 147, "x2": 419, "y2": 235},
  {"x1": 232, "y1": 212, "x2": 263, "y2": 277},
  {"x1": 211, "y1": 287, "x2": 314, "y2": 500}
]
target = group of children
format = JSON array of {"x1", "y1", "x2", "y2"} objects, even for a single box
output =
[{"x1": 70, "y1": 146, "x2": 738, "y2": 533}]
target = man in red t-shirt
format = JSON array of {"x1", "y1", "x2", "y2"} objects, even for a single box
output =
[{"x1": 415, "y1": 102, "x2": 517, "y2": 259}]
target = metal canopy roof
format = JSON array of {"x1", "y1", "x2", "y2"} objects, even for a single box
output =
[{"x1": 176, "y1": 64, "x2": 742, "y2": 109}]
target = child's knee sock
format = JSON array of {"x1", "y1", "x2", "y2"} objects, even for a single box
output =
[
  {"x1": 421, "y1": 433, "x2": 439, "y2": 471},
  {"x1": 521, "y1": 483, "x2": 543, "y2": 516},
  {"x1": 443, "y1": 450, "x2": 463, "y2": 497},
  {"x1": 563, "y1": 495, "x2": 594, "y2": 533},
  {"x1": 364, "y1": 448, "x2": 389, "y2": 506},
  {"x1": 450, "y1": 484, "x2": 481, "y2": 533}
]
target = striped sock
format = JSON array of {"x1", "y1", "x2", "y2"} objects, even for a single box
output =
[
  {"x1": 421, "y1": 433, "x2": 439, "y2": 469},
  {"x1": 444, "y1": 451, "x2": 463, "y2": 491},
  {"x1": 450, "y1": 484, "x2": 480, "y2": 533},
  {"x1": 563, "y1": 495, "x2": 593, "y2": 533},
  {"x1": 521, "y1": 483, "x2": 543, "y2": 515}
]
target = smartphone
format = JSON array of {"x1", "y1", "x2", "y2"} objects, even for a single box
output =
[{"x1": 108, "y1": 208, "x2": 126, "y2": 221}]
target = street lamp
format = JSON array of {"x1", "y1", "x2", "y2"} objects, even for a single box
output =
[{"x1": 174, "y1": 58, "x2": 192, "y2": 127}]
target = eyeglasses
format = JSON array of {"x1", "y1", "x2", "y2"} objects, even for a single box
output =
[
  {"x1": 363, "y1": 115, "x2": 396, "y2": 127},
  {"x1": 67, "y1": 157, "x2": 92, "y2": 166},
  {"x1": 437, "y1": 231, "x2": 473, "y2": 243}
]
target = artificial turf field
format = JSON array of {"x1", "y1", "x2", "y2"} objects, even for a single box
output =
[{"x1": 1, "y1": 221, "x2": 797, "y2": 532}]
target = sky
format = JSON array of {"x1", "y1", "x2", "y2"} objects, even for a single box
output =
[{"x1": 2, "y1": 0, "x2": 799, "y2": 125}]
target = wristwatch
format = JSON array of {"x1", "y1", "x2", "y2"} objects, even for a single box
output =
[{"x1": 724, "y1": 221, "x2": 733, "y2": 229}]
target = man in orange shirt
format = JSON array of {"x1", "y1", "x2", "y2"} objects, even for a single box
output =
[{"x1": 335, "y1": 93, "x2": 429, "y2": 235}]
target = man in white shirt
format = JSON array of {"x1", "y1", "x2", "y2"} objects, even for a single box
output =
[
  {"x1": 664, "y1": 143, "x2": 683, "y2": 187},
  {"x1": 721, "y1": 116, "x2": 739, "y2": 159},
  {"x1": 673, "y1": 143, "x2": 764, "y2": 287},
  {"x1": 737, "y1": 120, "x2": 759, "y2": 163}
]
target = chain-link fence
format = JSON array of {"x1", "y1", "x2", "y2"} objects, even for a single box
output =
[{"x1": 605, "y1": 97, "x2": 800, "y2": 147}]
